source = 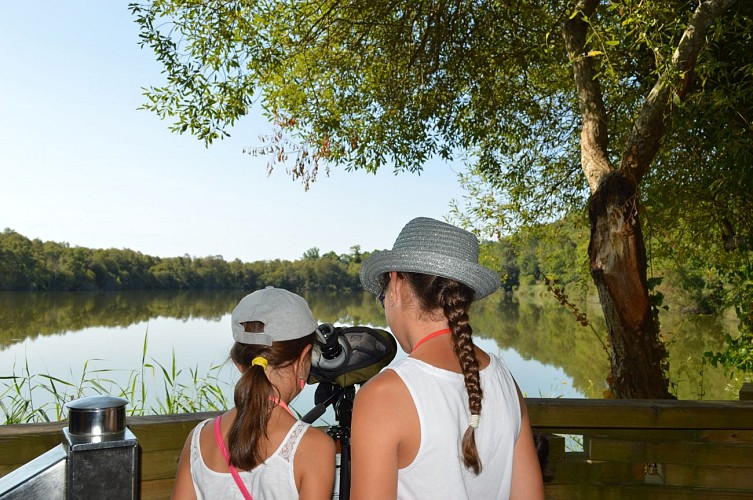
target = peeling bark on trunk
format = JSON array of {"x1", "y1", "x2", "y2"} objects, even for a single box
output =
[{"x1": 588, "y1": 174, "x2": 672, "y2": 399}]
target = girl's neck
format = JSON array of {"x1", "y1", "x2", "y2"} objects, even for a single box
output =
[
  {"x1": 406, "y1": 321, "x2": 451, "y2": 351},
  {"x1": 270, "y1": 396, "x2": 295, "y2": 417},
  {"x1": 264, "y1": 370, "x2": 301, "y2": 408},
  {"x1": 411, "y1": 328, "x2": 451, "y2": 354}
]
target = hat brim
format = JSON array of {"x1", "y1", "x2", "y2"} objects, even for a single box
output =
[{"x1": 359, "y1": 249, "x2": 500, "y2": 300}]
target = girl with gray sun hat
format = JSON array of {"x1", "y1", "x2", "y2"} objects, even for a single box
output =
[{"x1": 351, "y1": 217, "x2": 544, "y2": 499}]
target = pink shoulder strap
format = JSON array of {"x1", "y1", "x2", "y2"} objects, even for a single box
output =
[{"x1": 214, "y1": 416, "x2": 253, "y2": 500}]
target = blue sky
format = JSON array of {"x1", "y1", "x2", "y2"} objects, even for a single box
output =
[{"x1": 0, "y1": 2, "x2": 468, "y2": 262}]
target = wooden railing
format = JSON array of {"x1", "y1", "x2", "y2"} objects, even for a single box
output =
[
  {"x1": 529, "y1": 397, "x2": 753, "y2": 499},
  {"x1": 2, "y1": 393, "x2": 753, "y2": 499}
]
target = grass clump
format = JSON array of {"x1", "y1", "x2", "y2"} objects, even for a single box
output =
[{"x1": 0, "y1": 332, "x2": 231, "y2": 425}]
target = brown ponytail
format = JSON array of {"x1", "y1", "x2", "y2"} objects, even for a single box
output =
[
  {"x1": 390, "y1": 272, "x2": 483, "y2": 474},
  {"x1": 227, "y1": 321, "x2": 315, "y2": 470}
]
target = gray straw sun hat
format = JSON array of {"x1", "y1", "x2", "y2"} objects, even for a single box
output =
[{"x1": 359, "y1": 217, "x2": 500, "y2": 299}]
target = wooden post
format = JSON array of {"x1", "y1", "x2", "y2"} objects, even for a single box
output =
[{"x1": 740, "y1": 382, "x2": 753, "y2": 401}]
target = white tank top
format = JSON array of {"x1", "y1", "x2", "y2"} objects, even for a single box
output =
[
  {"x1": 389, "y1": 354, "x2": 521, "y2": 499},
  {"x1": 189, "y1": 418, "x2": 310, "y2": 500}
]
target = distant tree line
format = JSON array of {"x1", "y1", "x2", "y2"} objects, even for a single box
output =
[
  {"x1": 0, "y1": 226, "x2": 730, "y2": 318},
  {"x1": 0, "y1": 229, "x2": 367, "y2": 291},
  {"x1": 2, "y1": 227, "x2": 567, "y2": 293}
]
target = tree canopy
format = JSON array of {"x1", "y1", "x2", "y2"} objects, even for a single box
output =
[
  {"x1": 131, "y1": 1, "x2": 750, "y2": 229},
  {"x1": 130, "y1": 0, "x2": 753, "y2": 396}
]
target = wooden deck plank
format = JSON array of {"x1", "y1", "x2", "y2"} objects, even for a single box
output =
[
  {"x1": 527, "y1": 398, "x2": 753, "y2": 430},
  {"x1": 664, "y1": 464, "x2": 753, "y2": 490},
  {"x1": 544, "y1": 483, "x2": 753, "y2": 500},
  {"x1": 588, "y1": 437, "x2": 753, "y2": 467}
]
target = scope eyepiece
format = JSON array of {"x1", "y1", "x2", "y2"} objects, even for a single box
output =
[{"x1": 312, "y1": 323, "x2": 351, "y2": 371}]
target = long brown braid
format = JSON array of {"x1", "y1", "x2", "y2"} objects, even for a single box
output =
[
  {"x1": 227, "y1": 321, "x2": 315, "y2": 470},
  {"x1": 387, "y1": 272, "x2": 483, "y2": 474}
]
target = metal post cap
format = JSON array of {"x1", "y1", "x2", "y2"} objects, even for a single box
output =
[{"x1": 65, "y1": 395, "x2": 129, "y2": 437}]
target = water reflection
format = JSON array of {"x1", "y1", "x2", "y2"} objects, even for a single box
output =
[
  {"x1": 0, "y1": 289, "x2": 739, "y2": 401},
  {"x1": 0, "y1": 290, "x2": 240, "y2": 345}
]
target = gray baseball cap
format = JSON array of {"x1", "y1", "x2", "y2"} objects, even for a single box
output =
[{"x1": 231, "y1": 286, "x2": 318, "y2": 346}]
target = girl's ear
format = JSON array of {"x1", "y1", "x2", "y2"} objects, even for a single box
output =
[
  {"x1": 390, "y1": 271, "x2": 404, "y2": 304},
  {"x1": 296, "y1": 343, "x2": 313, "y2": 371},
  {"x1": 302, "y1": 343, "x2": 313, "y2": 359}
]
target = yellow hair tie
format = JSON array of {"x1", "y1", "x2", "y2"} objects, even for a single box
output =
[{"x1": 251, "y1": 357, "x2": 268, "y2": 369}]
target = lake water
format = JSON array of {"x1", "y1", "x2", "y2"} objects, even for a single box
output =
[{"x1": 0, "y1": 289, "x2": 741, "y2": 425}]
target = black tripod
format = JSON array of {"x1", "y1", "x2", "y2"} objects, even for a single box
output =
[{"x1": 301, "y1": 382, "x2": 357, "y2": 500}]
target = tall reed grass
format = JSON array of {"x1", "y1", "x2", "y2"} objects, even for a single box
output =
[{"x1": 0, "y1": 332, "x2": 232, "y2": 425}]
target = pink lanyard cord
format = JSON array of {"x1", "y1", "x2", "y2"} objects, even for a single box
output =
[
  {"x1": 214, "y1": 416, "x2": 253, "y2": 500},
  {"x1": 411, "y1": 328, "x2": 451, "y2": 354},
  {"x1": 212, "y1": 397, "x2": 296, "y2": 500}
]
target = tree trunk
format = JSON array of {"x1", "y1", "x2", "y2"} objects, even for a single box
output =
[
  {"x1": 564, "y1": 1, "x2": 672, "y2": 399},
  {"x1": 566, "y1": 0, "x2": 735, "y2": 398},
  {"x1": 588, "y1": 174, "x2": 672, "y2": 399}
]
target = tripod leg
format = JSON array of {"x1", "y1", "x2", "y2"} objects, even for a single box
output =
[{"x1": 340, "y1": 435, "x2": 350, "y2": 500}]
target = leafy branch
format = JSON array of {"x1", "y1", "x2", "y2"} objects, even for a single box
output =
[{"x1": 544, "y1": 276, "x2": 609, "y2": 356}]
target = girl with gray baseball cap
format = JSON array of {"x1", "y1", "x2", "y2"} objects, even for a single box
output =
[
  {"x1": 172, "y1": 286, "x2": 335, "y2": 499},
  {"x1": 352, "y1": 217, "x2": 544, "y2": 499}
]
